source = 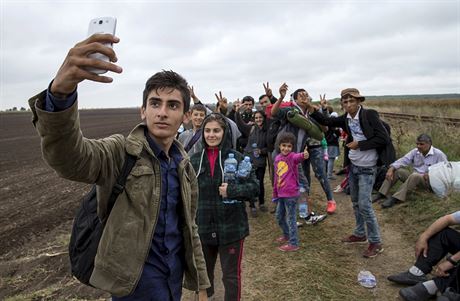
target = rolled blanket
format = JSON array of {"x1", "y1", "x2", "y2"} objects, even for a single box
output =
[{"x1": 287, "y1": 110, "x2": 324, "y2": 141}]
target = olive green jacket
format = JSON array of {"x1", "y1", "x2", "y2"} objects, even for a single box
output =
[{"x1": 29, "y1": 91, "x2": 210, "y2": 297}]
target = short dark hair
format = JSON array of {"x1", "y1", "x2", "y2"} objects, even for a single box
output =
[
  {"x1": 416, "y1": 133, "x2": 432, "y2": 144},
  {"x1": 142, "y1": 70, "x2": 191, "y2": 113},
  {"x1": 242, "y1": 96, "x2": 254, "y2": 105},
  {"x1": 259, "y1": 94, "x2": 267, "y2": 101},
  {"x1": 278, "y1": 132, "x2": 296, "y2": 146},
  {"x1": 190, "y1": 103, "x2": 206, "y2": 113},
  {"x1": 293, "y1": 89, "x2": 306, "y2": 101}
]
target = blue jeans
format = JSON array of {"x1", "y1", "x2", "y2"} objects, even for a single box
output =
[
  {"x1": 302, "y1": 147, "x2": 334, "y2": 200},
  {"x1": 276, "y1": 197, "x2": 299, "y2": 246},
  {"x1": 348, "y1": 164, "x2": 382, "y2": 244}
]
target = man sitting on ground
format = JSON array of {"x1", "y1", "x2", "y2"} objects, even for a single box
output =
[
  {"x1": 374, "y1": 133, "x2": 447, "y2": 208},
  {"x1": 387, "y1": 211, "x2": 460, "y2": 301}
]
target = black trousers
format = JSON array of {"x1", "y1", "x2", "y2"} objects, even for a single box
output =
[
  {"x1": 201, "y1": 239, "x2": 244, "y2": 301},
  {"x1": 255, "y1": 165, "x2": 266, "y2": 205},
  {"x1": 415, "y1": 227, "x2": 460, "y2": 292}
]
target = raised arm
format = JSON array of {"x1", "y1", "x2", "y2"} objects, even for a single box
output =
[{"x1": 271, "y1": 82, "x2": 288, "y2": 117}]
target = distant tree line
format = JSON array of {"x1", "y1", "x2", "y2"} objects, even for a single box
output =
[{"x1": 3, "y1": 107, "x2": 29, "y2": 112}]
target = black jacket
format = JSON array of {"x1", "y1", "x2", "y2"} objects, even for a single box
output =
[{"x1": 311, "y1": 107, "x2": 396, "y2": 167}]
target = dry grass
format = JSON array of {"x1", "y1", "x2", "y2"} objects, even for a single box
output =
[{"x1": 366, "y1": 98, "x2": 460, "y2": 118}]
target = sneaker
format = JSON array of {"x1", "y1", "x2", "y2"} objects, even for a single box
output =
[
  {"x1": 259, "y1": 204, "x2": 268, "y2": 212},
  {"x1": 399, "y1": 283, "x2": 434, "y2": 301},
  {"x1": 278, "y1": 244, "x2": 300, "y2": 252},
  {"x1": 341, "y1": 234, "x2": 367, "y2": 244},
  {"x1": 437, "y1": 287, "x2": 460, "y2": 301},
  {"x1": 296, "y1": 221, "x2": 304, "y2": 227},
  {"x1": 387, "y1": 271, "x2": 427, "y2": 285},
  {"x1": 333, "y1": 185, "x2": 343, "y2": 193},
  {"x1": 371, "y1": 193, "x2": 386, "y2": 203},
  {"x1": 305, "y1": 212, "x2": 327, "y2": 225},
  {"x1": 274, "y1": 236, "x2": 288, "y2": 244},
  {"x1": 326, "y1": 200, "x2": 337, "y2": 214},
  {"x1": 363, "y1": 243, "x2": 384, "y2": 258},
  {"x1": 250, "y1": 207, "x2": 258, "y2": 217},
  {"x1": 381, "y1": 196, "x2": 397, "y2": 209}
]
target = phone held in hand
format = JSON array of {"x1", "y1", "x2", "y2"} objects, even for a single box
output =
[{"x1": 86, "y1": 16, "x2": 117, "y2": 74}]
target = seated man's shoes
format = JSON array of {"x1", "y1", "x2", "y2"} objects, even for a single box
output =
[
  {"x1": 381, "y1": 196, "x2": 398, "y2": 208},
  {"x1": 387, "y1": 271, "x2": 427, "y2": 285},
  {"x1": 371, "y1": 193, "x2": 386, "y2": 203},
  {"x1": 399, "y1": 283, "x2": 434, "y2": 301},
  {"x1": 437, "y1": 287, "x2": 460, "y2": 301}
]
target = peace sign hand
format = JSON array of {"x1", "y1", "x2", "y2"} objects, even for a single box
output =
[
  {"x1": 320, "y1": 94, "x2": 327, "y2": 108},
  {"x1": 215, "y1": 91, "x2": 228, "y2": 104},
  {"x1": 263, "y1": 82, "x2": 273, "y2": 98}
]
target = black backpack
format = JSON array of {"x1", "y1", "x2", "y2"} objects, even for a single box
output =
[{"x1": 68, "y1": 153, "x2": 137, "y2": 286}]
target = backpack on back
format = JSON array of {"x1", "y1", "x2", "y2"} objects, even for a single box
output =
[{"x1": 68, "y1": 153, "x2": 137, "y2": 286}]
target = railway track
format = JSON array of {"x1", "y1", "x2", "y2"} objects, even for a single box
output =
[{"x1": 379, "y1": 112, "x2": 460, "y2": 126}]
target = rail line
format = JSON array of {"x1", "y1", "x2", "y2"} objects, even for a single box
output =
[{"x1": 379, "y1": 112, "x2": 460, "y2": 126}]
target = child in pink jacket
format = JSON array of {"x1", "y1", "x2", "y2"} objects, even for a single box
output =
[{"x1": 273, "y1": 132, "x2": 309, "y2": 252}]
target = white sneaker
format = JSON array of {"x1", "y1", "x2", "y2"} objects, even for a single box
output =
[
  {"x1": 296, "y1": 221, "x2": 304, "y2": 227},
  {"x1": 333, "y1": 184, "x2": 343, "y2": 193},
  {"x1": 305, "y1": 212, "x2": 327, "y2": 225}
]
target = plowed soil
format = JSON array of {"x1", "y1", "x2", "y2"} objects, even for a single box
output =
[{"x1": 0, "y1": 109, "x2": 414, "y2": 300}]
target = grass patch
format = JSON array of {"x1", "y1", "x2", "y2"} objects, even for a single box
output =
[{"x1": 381, "y1": 191, "x2": 460, "y2": 240}]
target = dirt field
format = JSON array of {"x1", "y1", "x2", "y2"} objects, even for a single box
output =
[
  {"x1": 0, "y1": 109, "x2": 141, "y2": 300},
  {"x1": 0, "y1": 109, "x2": 415, "y2": 300}
]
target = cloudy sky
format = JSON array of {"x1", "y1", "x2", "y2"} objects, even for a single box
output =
[{"x1": 1, "y1": 0, "x2": 459, "y2": 110}]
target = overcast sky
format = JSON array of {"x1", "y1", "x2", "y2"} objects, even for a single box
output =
[{"x1": 1, "y1": 0, "x2": 459, "y2": 110}]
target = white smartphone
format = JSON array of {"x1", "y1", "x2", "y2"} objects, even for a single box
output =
[{"x1": 86, "y1": 16, "x2": 117, "y2": 74}]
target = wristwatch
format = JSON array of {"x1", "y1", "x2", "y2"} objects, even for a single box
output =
[{"x1": 446, "y1": 255, "x2": 459, "y2": 266}]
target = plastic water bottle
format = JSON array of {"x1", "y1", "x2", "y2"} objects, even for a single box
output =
[
  {"x1": 298, "y1": 201, "x2": 308, "y2": 219},
  {"x1": 251, "y1": 143, "x2": 259, "y2": 158},
  {"x1": 223, "y1": 153, "x2": 238, "y2": 204},
  {"x1": 237, "y1": 156, "x2": 252, "y2": 178},
  {"x1": 357, "y1": 270, "x2": 377, "y2": 288},
  {"x1": 321, "y1": 138, "x2": 329, "y2": 161}
]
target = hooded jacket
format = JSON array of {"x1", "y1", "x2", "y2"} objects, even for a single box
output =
[
  {"x1": 235, "y1": 112, "x2": 268, "y2": 168},
  {"x1": 190, "y1": 114, "x2": 259, "y2": 245},
  {"x1": 28, "y1": 91, "x2": 210, "y2": 297}
]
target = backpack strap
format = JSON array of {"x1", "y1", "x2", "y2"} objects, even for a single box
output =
[
  {"x1": 184, "y1": 129, "x2": 202, "y2": 152},
  {"x1": 106, "y1": 153, "x2": 137, "y2": 216}
]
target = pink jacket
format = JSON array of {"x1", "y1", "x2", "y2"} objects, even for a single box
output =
[{"x1": 273, "y1": 152, "x2": 305, "y2": 198}]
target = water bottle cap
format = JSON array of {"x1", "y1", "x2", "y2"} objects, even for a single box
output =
[
  {"x1": 228, "y1": 153, "x2": 234, "y2": 158},
  {"x1": 244, "y1": 156, "x2": 251, "y2": 161}
]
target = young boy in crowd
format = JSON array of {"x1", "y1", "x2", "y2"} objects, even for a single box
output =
[
  {"x1": 273, "y1": 132, "x2": 310, "y2": 252},
  {"x1": 178, "y1": 103, "x2": 207, "y2": 156}
]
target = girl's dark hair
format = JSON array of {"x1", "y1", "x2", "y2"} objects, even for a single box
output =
[
  {"x1": 202, "y1": 113, "x2": 227, "y2": 131},
  {"x1": 142, "y1": 70, "x2": 190, "y2": 113},
  {"x1": 277, "y1": 132, "x2": 296, "y2": 146},
  {"x1": 254, "y1": 110, "x2": 267, "y2": 130}
]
